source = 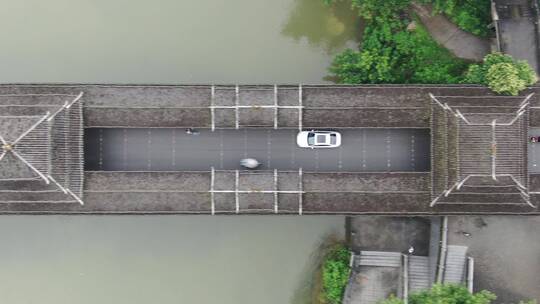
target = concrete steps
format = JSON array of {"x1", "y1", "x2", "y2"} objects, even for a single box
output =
[
  {"x1": 356, "y1": 251, "x2": 402, "y2": 268},
  {"x1": 520, "y1": 4, "x2": 533, "y2": 17},
  {"x1": 443, "y1": 245, "x2": 468, "y2": 284},
  {"x1": 408, "y1": 255, "x2": 431, "y2": 292}
]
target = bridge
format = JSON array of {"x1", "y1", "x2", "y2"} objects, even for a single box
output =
[{"x1": 0, "y1": 84, "x2": 539, "y2": 214}]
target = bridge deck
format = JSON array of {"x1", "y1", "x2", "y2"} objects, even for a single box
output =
[
  {"x1": 84, "y1": 128, "x2": 430, "y2": 172},
  {"x1": 0, "y1": 84, "x2": 538, "y2": 214}
]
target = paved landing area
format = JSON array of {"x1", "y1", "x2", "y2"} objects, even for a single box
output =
[
  {"x1": 85, "y1": 128, "x2": 430, "y2": 172},
  {"x1": 448, "y1": 216, "x2": 540, "y2": 302},
  {"x1": 528, "y1": 128, "x2": 540, "y2": 172}
]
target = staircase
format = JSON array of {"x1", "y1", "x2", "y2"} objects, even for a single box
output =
[
  {"x1": 408, "y1": 256, "x2": 431, "y2": 292},
  {"x1": 443, "y1": 245, "x2": 468, "y2": 284},
  {"x1": 520, "y1": 3, "x2": 533, "y2": 17},
  {"x1": 356, "y1": 251, "x2": 402, "y2": 267}
]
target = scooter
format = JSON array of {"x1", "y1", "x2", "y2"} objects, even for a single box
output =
[
  {"x1": 240, "y1": 158, "x2": 260, "y2": 169},
  {"x1": 185, "y1": 128, "x2": 200, "y2": 135}
]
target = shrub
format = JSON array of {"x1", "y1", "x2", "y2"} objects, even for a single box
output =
[
  {"x1": 409, "y1": 284, "x2": 496, "y2": 304},
  {"x1": 378, "y1": 284, "x2": 496, "y2": 304},
  {"x1": 330, "y1": 17, "x2": 469, "y2": 84},
  {"x1": 321, "y1": 244, "x2": 351, "y2": 304},
  {"x1": 486, "y1": 62, "x2": 527, "y2": 95},
  {"x1": 464, "y1": 52, "x2": 537, "y2": 95}
]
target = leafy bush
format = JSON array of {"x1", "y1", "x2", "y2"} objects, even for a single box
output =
[
  {"x1": 409, "y1": 284, "x2": 496, "y2": 304},
  {"x1": 378, "y1": 295, "x2": 403, "y2": 304},
  {"x1": 321, "y1": 244, "x2": 351, "y2": 304},
  {"x1": 486, "y1": 63, "x2": 527, "y2": 95},
  {"x1": 464, "y1": 52, "x2": 537, "y2": 95},
  {"x1": 429, "y1": 0, "x2": 492, "y2": 37},
  {"x1": 378, "y1": 284, "x2": 496, "y2": 304}
]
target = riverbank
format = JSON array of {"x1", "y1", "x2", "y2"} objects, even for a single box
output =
[{"x1": 327, "y1": 0, "x2": 474, "y2": 84}]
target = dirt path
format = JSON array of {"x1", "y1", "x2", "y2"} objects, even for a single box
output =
[{"x1": 411, "y1": 2, "x2": 491, "y2": 61}]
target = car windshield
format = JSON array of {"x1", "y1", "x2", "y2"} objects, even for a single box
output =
[
  {"x1": 307, "y1": 132, "x2": 315, "y2": 145},
  {"x1": 330, "y1": 134, "x2": 337, "y2": 145}
]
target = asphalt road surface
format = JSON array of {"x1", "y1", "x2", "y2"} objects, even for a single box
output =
[{"x1": 85, "y1": 128, "x2": 430, "y2": 172}]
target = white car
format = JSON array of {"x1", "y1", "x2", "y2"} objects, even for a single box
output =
[{"x1": 296, "y1": 130, "x2": 341, "y2": 148}]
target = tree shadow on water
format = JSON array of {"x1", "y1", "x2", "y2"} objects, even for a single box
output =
[{"x1": 281, "y1": 0, "x2": 362, "y2": 54}]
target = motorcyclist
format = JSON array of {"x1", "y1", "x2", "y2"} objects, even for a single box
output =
[
  {"x1": 185, "y1": 128, "x2": 200, "y2": 135},
  {"x1": 240, "y1": 158, "x2": 260, "y2": 169}
]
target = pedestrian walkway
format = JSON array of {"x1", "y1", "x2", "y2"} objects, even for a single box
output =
[
  {"x1": 412, "y1": 2, "x2": 491, "y2": 61},
  {"x1": 493, "y1": 0, "x2": 539, "y2": 73}
]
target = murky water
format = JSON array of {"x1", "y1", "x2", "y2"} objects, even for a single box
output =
[
  {"x1": 0, "y1": 216, "x2": 344, "y2": 304},
  {"x1": 0, "y1": 0, "x2": 358, "y2": 303},
  {"x1": 0, "y1": 0, "x2": 358, "y2": 84}
]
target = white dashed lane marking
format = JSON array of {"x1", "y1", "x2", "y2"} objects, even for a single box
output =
[
  {"x1": 267, "y1": 130, "x2": 272, "y2": 168},
  {"x1": 386, "y1": 129, "x2": 391, "y2": 169},
  {"x1": 98, "y1": 129, "x2": 103, "y2": 170},
  {"x1": 243, "y1": 129, "x2": 248, "y2": 158},
  {"x1": 147, "y1": 129, "x2": 152, "y2": 170},
  {"x1": 362, "y1": 130, "x2": 366, "y2": 169},
  {"x1": 315, "y1": 149, "x2": 320, "y2": 171},
  {"x1": 123, "y1": 129, "x2": 128, "y2": 170},
  {"x1": 338, "y1": 145, "x2": 343, "y2": 170},
  {"x1": 291, "y1": 130, "x2": 296, "y2": 167},
  {"x1": 411, "y1": 134, "x2": 416, "y2": 170},
  {"x1": 172, "y1": 128, "x2": 176, "y2": 169},
  {"x1": 219, "y1": 129, "x2": 224, "y2": 169}
]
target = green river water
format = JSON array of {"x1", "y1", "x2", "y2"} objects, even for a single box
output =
[{"x1": 0, "y1": 0, "x2": 359, "y2": 303}]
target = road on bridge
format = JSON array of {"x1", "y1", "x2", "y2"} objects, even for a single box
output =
[{"x1": 85, "y1": 128, "x2": 430, "y2": 172}]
